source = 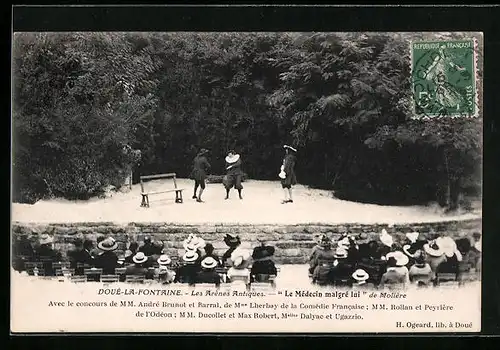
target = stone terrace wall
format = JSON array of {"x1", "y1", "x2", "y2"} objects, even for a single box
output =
[{"x1": 12, "y1": 219, "x2": 481, "y2": 264}]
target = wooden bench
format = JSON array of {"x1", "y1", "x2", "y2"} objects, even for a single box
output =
[{"x1": 140, "y1": 173, "x2": 184, "y2": 207}]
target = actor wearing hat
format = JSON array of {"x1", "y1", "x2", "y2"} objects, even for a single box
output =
[
  {"x1": 35, "y1": 234, "x2": 63, "y2": 276},
  {"x1": 157, "y1": 255, "x2": 176, "y2": 284},
  {"x1": 223, "y1": 150, "x2": 244, "y2": 200},
  {"x1": 310, "y1": 236, "x2": 336, "y2": 285},
  {"x1": 174, "y1": 250, "x2": 200, "y2": 285},
  {"x1": 196, "y1": 257, "x2": 222, "y2": 287},
  {"x1": 94, "y1": 237, "x2": 119, "y2": 275},
  {"x1": 190, "y1": 148, "x2": 211, "y2": 202},
  {"x1": 251, "y1": 241, "x2": 278, "y2": 282},
  {"x1": 280, "y1": 145, "x2": 297, "y2": 204}
]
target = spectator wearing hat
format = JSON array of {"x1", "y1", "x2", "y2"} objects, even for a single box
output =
[
  {"x1": 125, "y1": 252, "x2": 154, "y2": 279},
  {"x1": 310, "y1": 236, "x2": 336, "y2": 285},
  {"x1": 222, "y1": 234, "x2": 241, "y2": 265},
  {"x1": 328, "y1": 246, "x2": 353, "y2": 286},
  {"x1": 351, "y1": 269, "x2": 375, "y2": 289},
  {"x1": 223, "y1": 150, "x2": 244, "y2": 200},
  {"x1": 91, "y1": 235, "x2": 107, "y2": 258},
  {"x1": 378, "y1": 229, "x2": 393, "y2": 258},
  {"x1": 35, "y1": 234, "x2": 62, "y2": 276},
  {"x1": 435, "y1": 236, "x2": 462, "y2": 276},
  {"x1": 227, "y1": 247, "x2": 252, "y2": 285},
  {"x1": 183, "y1": 234, "x2": 205, "y2": 265},
  {"x1": 379, "y1": 257, "x2": 407, "y2": 290},
  {"x1": 409, "y1": 251, "x2": 433, "y2": 287},
  {"x1": 308, "y1": 234, "x2": 328, "y2": 276},
  {"x1": 138, "y1": 236, "x2": 155, "y2": 257},
  {"x1": 423, "y1": 240, "x2": 447, "y2": 281},
  {"x1": 280, "y1": 145, "x2": 297, "y2": 204},
  {"x1": 196, "y1": 257, "x2": 222, "y2": 287},
  {"x1": 203, "y1": 243, "x2": 221, "y2": 265},
  {"x1": 385, "y1": 251, "x2": 410, "y2": 282},
  {"x1": 69, "y1": 239, "x2": 95, "y2": 275},
  {"x1": 251, "y1": 241, "x2": 278, "y2": 282},
  {"x1": 157, "y1": 255, "x2": 176, "y2": 284},
  {"x1": 174, "y1": 250, "x2": 200, "y2": 285},
  {"x1": 124, "y1": 242, "x2": 139, "y2": 264},
  {"x1": 94, "y1": 237, "x2": 119, "y2": 275},
  {"x1": 190, "y1": 148, "x2": 211, "y2": 202}
]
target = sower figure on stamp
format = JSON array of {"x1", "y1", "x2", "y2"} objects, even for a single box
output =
[
  {"x1": 190, "y1": 148, "x2": 210, "y2": 203},
  {"x1": 279, "y1": 144, "x2": 297, "y2": 204},
  {"x1": 223, "y1": 150, "x2": 243, "y2": 200}
]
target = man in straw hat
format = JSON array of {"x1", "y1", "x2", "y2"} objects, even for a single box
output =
[
  {"x1": 280, "y1": 144, "x2": 297, "y2": 204},
  {"x1": 196, "y1": 256, "x2": 222, "y2": 287},
  {"x1": 125, "y1": 252, "x2": 152, "y2": 278},
  {"x1": 190, "y1": 148, "x2": 211, "y2": 203},
  {"x1": 94, "y1": 237, "x2": 119, "y2": 275},
  {"x1": 157, "y1": 255, "x2": 176, "y2": 284},
  {"x1": 351, "y1": 269, "x2": 375, "y2": 289},
  {"x1": 223, "y1": 150, "x2": 244, "y2": 200},
  {"x1": 174, "y1": 250, "x2": 200, "y2": 285}
]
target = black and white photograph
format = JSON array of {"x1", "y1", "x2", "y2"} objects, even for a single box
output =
[{"x1": 11, "y1": 28, "x2": 483, "y2": 333}]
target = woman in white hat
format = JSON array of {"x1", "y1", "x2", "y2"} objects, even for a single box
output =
[
  {"x1": 227, "y1": 247, "x2": 252, "y2": 285},
  {"x1": 434, "y1": 236, "x2": 462, "y2": 277},
  {"x1": 156, "y1": 255, "x2": 176, "y2": 284},
  {"x1": 385, "y1": 251, "x2": 410, "y2": 284},
  {"x1": 379, "y1": 256, "x2": 407, "y2": 290},
  {"x1": 174, "y1": 250, "x2": 201, "y2": 286},
  {"x1": 223, "y1": 150, "x2": 244, "y2": 200},
  {"x1": 280, "y1": 145, "x2": 297, "y2": 204},
  {"x1": 196, "y1": 256, "x2": 222, "y2": 287},
  {"x1": 423, "y1": 240, "x2": 447, "y2": 281},
  {"x1": 329, "y1": 246, "x2": 355, "y2": 286}
]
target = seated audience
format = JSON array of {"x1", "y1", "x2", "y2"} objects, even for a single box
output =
[
  {"x1": 222, "y1": 234, "x2": 241, "y2": 265},
  {"x1": 385, "y1": 251, "x2": 410, "y2": 284},
  {"x1": 423, "y1": 240, "x2": 447, "y2": 281},
  {"x1": 125, "y1": 252, "x2": 154, "y2": 279},
  {"x1": 124, "y1": 242, "x2": 139, "y2": 264},
  {"x1": 329, "y1": 246, "x2": 354, "y2": 286},
  {"x1": 94, "y1": 237, "x2": 119, "y2": 275},
  {"x1": 91, "y1": 235, "x2": 106, "y2": 258},
  {"x1": 227, "y1": 247, "x2": 252, "y2": 285},
  {"x1": 138, "y1": 236, "x2": 156, "y2": 256},
  {"x1": 196, "y1": 257, "x2": 221, "y2": 287},
  {"x1": 203, "y1": 243, "x2": 220, "y2": 265},
  {"x1": 69, "y1": 239, "x2": 95, "y2": 275}
]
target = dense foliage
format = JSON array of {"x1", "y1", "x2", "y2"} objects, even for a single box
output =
[{"x1": 12, "y1": 32, "x2": 482, "y2": 209}]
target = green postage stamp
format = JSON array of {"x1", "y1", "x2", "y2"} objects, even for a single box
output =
[{"x1": 411, "y1": 39, "x2": 479, "y2": 119}]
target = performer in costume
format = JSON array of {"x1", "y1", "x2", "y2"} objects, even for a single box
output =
[
  {"x1": 223, "y1": 150, "x2": 243, "y2": 200},
  {"x1": 279, "y1": 145, "x2": 297, "y2": 204},
  {"x1": 190, "y1": 148, "x2": 211, "y2": 203}
]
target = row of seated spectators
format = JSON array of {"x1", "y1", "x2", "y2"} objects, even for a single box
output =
[
  {"x1": 12, "y1": 232, "x2": 278, "y2": 287},
  {"x1": 309, "y1": 230, "x2": 482, "y2": 289}
]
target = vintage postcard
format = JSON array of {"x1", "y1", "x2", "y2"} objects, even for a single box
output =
[{"x1": 11, "y1": 31, "x2": 482, "y2": 333}]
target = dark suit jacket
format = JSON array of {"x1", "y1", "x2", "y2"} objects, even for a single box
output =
[
  {"x1": 69, "y1": 248, "x2": 95, "y2": 274},
  {"x1": 36, "y1": 245, "x2": 63, "y2": 276},
  {"x1": 94, "y1": 251, "x2": 118, "y2": 275},
  {"x1": 196, "y1": 270, "x2": 221, "y2": 286}
]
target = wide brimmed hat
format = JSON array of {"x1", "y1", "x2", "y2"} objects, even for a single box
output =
[
  {"x1": 182, "y1": 250, "x2": 199, "y2": 262},
  {"x1": 225, "y1": 154, "x2": 240, "y2": 164},
  {"x1": 39, "y1": 234, "x2": 54, "y2": 245},
  {"x1": 224, "y1": 234, "x2": 241, "y2": 247},
  {"x1": 379, "y1": 229, "x2": 394, "y2": 247},
  {"x1": 283, "y1": 145, "x2": 297, "y2": 153},
  {"x1": 157, "y1": 255, "x2": 172, "y2": 265},
  {"x1": 230, "y1": 248, "x2": 251, "y2": 268},
  {"x1": 132, "y1": 252, "x2": 149, "y2": 264},
  {"x1": 98, "y1": 237, "x2": 118, "y2": 251},
  {"x1": 406, "y1": 231, "x2": 420, "y2": 244},
  {"x1": 201, "y1": 256, "x2": 218, "y2": 269},
  {"x1": 436, "y1": 236, "x2": 459, "y2": 258},
  {"x1": 423, "y1": 241, "x2": 444, "y2": 257},
  {"x1": 352, "y1": 269, "x2": 370, "y2": 281},
  {"x1": 386, "y1": 251, "x2": 409, "y2": 267},
  {"x1": 334, "y1": 247, "x2": 348, "y2": 259}
]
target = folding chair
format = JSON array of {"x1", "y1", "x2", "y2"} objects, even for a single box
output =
[
  {"x1": 435, "y1": 272, "x2": 458, "y2": 286},
  {"x1": 125, "y1": 275, "x2": 146, "y2": 284},
  {"x1": 69, "y1": 275, "x2": 87, "y2": 283},
  {"x1": 52, "y1": 262, "x2": 71, "y2": 270},
  {"x1": 55, "y1": 268, "x2": 75, "y2": 277},
  {"x1": 101, "y1": 275, "x2": 120, "y2": 283},
  {"x1": 84, "y1": 268, "x2": 103, "y2": 282}
]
